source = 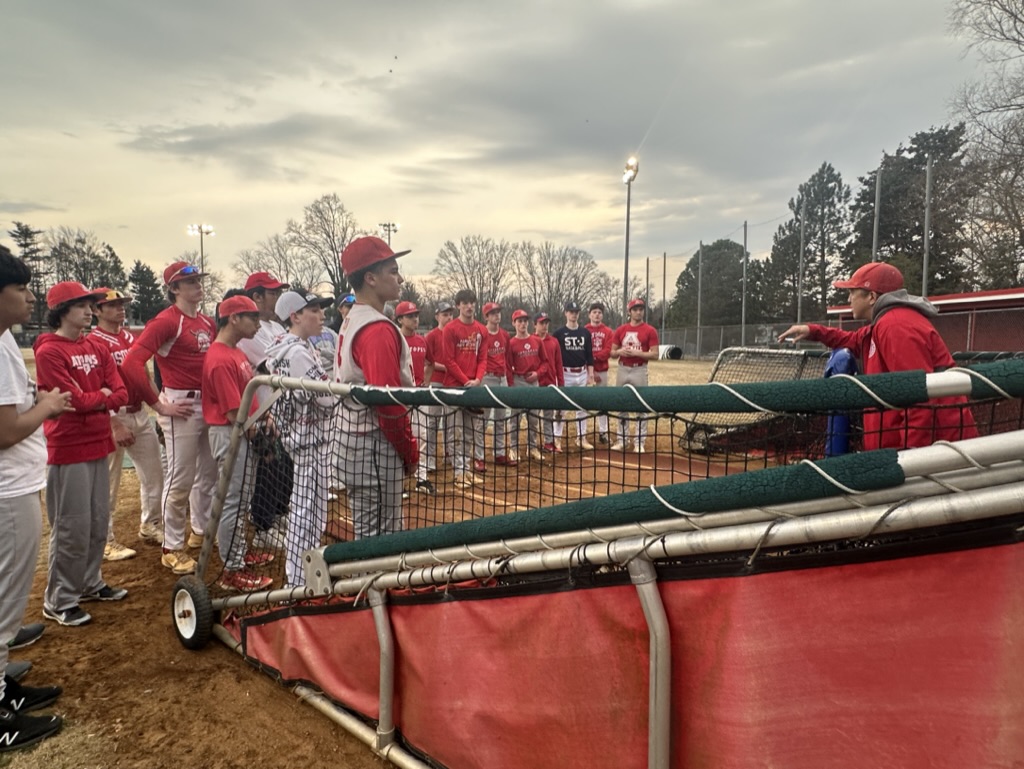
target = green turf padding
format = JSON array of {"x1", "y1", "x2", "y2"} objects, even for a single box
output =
[{"x1": 324, "y1": 450, "x2": 905, "y2": 564}]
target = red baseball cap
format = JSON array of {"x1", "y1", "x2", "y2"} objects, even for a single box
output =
[
  {"x1": 94, "y1": 287, "x2": 134, "y2": 305},
  {"x1": 164, "y1": 261, "x2": 208, "y2": 286},
  {"x1": 833, "y1": 262, "x2": 904, "y2": 294},
  {"x1": 511, "y1": 309, "x2": 529, "y2": 321},
  {"x1": 244, "y1": 271, "x2": 289, "y2": 291},
  {"x1": 46, "y1": 281, "x2": 106, "y2": 310},
  {"x1": 482, "y1": 302, "x2": 502, "y2": 316},
  {"x1": 217, "y1": 295, "x2": 259, "y2": 317},
  {"x1": 627, "y1": 298, "x2": 646, "y2": 311},
  {"x1": 340, "y1": 236, "x2": 410, "y2": 278},
  {"x1": 394, "y1": 301, "x2": 419, "y2": 317}
]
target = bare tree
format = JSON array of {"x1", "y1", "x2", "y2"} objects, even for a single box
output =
[
  {"x1": 512, "y1": 241, "x2": 611, "y2": 318},
  {"x1": 47, "y1": 227, "x2": 127, "y2": 289},
  {"x1": 431, "y1": 235, "x2": 515, "y2": 303},
  {"x1": 285, "y1": 194, "x2": 361, "y2": 298},
  {"x1": 233, "y1": 234, "x2": 324, "y2": 291}
]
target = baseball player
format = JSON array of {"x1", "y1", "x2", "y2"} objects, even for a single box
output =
[
  {"x1": 553, "y1": 300, "x2": 594, "y2": 451},
  {"x1": 585, "y1": 302, "x2": 614, "y2": 444},
  {"x1": 35, "y1": 282, "x2": 130, "y2": 626},
  {"x1": 120, "y1": 262, "x2": 216, "y2": 575},
  {"x1": 202, "y1": 293, "x2": 274, "y2": 592},
  {"x1": 477, "y1": 302, "x2": 515, "y2": 466},
  {"x1": 423, "y1": 301, "x2": 454, "y2": 473},
  {"x1": 507, "y1": 308, "x2": 550, "y2": 462},
  {"x1": 89, "y1": 288, "x2": 165, "y2": 558},
  {"x1": 335, "y1": 237, "x2": 417, "y2": 538},
  {"x1": 534, "y1": 312, "x2": 563, "y2": 452},
  {"x1": 395, "y1": 301, "x2": 436, "y2": 495},
  {"x1": 441, "y1": 289, "x2": 488, "y2": 487},
  {"x1": 610, "y1": 298, "x2": 660, "y2": 452}
]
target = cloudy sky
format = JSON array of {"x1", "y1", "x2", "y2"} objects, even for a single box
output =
[{"x1": 0, "y1": 0, "x2": 980, "y2": 300}]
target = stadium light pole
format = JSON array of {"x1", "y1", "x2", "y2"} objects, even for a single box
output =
[
  {"x1": 186, "y1": 223, "x2": 215, "y2": 276},
  {"x1": 379, "y1": 222, "x2": 400, "y2": 247},
  {"x1": 622, "y1": 156, "x2": 639, "y2": 314}
]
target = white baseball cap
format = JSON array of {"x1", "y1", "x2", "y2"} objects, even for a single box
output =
[{"x1": 275, "y1": 291, "x2": 333, "y2": 322}]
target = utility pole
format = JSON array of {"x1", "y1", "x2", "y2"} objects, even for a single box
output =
[
  {"x1": 379, "y1": 222, "x2": 400, "y2": 247},
  {"x1": 798, "y1": 196, "x2": 807, "y2": 324},
  {"x1": 922, "y1": 154, "x2": 933, "y2": 297},
  {"x1": 661, "y1": 251, "x2": 667, "y2": 340},
  {"x1": 741, "y1": 220, "x2": 748, "y2": 346}
]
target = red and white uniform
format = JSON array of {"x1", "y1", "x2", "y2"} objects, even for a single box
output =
[
  {"x1": 406, "y1": 333, "x2": 428, "y2": 387},
  {"x1": 508, "y1": 334, "x2": 548, "y2": 453},
  {"x1": 402, "y1": 332, "x2": 430, "y2": 481},
  {"x1": 122, "y1": 305, "x2": 218, "y2": 553},
  {"x1": 586, "y1": 321, "x2": 614, "y2": 437},
  {"x1": 478, "y1": 327, "x2": 512, "y2": 460},
  {"x1": 201, "y1": 342, "x2": 258, "y2": 426},
  {"x1": 441, "y1": 319, "x2": 487, "y2": 474},
  {"x1": 537, "y1": 336, "x2": 564, "y2": 387},
  {"x1": 612, "y1": 322, "x2": 659, "y2": 446}
]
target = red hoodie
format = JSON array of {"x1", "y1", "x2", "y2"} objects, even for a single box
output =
[{"x1": 33, "y1": 332, "x2": 128, "y2": 464}]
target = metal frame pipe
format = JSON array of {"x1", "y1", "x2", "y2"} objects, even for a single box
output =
[
  {"x1": 628, "y1": 559, "x2": 671, "y2": 769},
  {"x1": 369, "y1": 588, "x2": 396, "y2": 750}
]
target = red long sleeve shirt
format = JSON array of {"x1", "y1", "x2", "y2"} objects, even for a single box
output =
[
  {"x1": 404, "y1": 333, "x2": 427, "y2": 387},
  {"x1": 537, "y1": 335, "x2": 564, "y2": 387},
  {"x1": 484, "y1": 327, "x2": 511, "y2": 378},
  {"x1": 586, "y1": 322, "x2": 614, "y2": 372},
  {"x1": 441, "y1": 318, "x2": 487, "y2": 386},
  {"x1": 121, "y1": 305, "x2": 215, "y2": 404},
  {"x1": 425, "y1": 327, "x2": 447, "y2": 384}
]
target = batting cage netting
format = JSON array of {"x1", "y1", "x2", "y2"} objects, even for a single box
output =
[{"x1": 172, "y1": 351, "x2": 1024, "y2": 769}]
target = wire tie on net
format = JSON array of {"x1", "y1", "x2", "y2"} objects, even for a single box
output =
[
  {"x1": 708, "y1": 382, "x2": 779, "y2": 414},
  {"x1": 948, "y1": 367, "x2": 1012, "y2": 400},
  {"x1": 585, "y1": 528, "x2": 613, "y2": 544},
  {"x1": 745, "y1": 518, "x2": 785, "y2": 569},
  {"x1": 860, "y1": 498, "x2": 912, "y2": 540},
  {"x1": 648, "y1": 485, "x2": 706, "y2": 529},
  {"x1": 623, "y1": 384, "x2": 658, "y2": 414},
  {"x1": 928, "y1": 440, "x2": 987, "y2": 470},
  {"x1": 547, "y1": 384, "x2": 586, "y2": 412},
  {"x1": 425, "y1": 547, "x2": 446, "y2": 565},
  {"x1": 498, "y1": 539, "x2": 518, "y2": 556},
  {"x1": 535, "y1": 534, "x2": 557, "y2": 551},
  {"x1": 797, "y1": 459, "x2": 865, "y2": 495},
  {"x1": 828, "y1": 374, "x2": 900, "y2": 410},
  {"x1": 482, "y1": 385, "x2": 512, "y2": 411},
  {"x1": 919, "y1": 473, "x2": 965, "y2": 494}
]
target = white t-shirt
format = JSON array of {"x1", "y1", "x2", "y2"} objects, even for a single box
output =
[{"x1": 0, "y1": 330, "x2": 46, "y2": 498}]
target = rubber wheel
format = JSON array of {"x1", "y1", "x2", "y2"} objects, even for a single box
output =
[{"x1": 172, "y1": 575, "x2": 214, "y2": 650}]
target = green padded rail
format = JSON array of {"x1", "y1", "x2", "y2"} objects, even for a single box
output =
[
  {"x1": 335, "y1": 360, "x2": 1024, "y2": 413},
  {"x1": 323, "y1": 450, "x2": 905, "y2": 564}
]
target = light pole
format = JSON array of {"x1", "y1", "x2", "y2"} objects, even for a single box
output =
[
  {"x1": 622, "y1": 156, "x2": 639, "y2": 315},
  {"x1": 186, "y1": 223, "x2": 215, "y2": 275},
  {"x1": 379, "y1": 222, "x2": 400, "y2": 247}
]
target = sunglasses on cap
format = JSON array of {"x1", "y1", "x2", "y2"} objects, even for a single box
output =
[{"x1": 177, "y1": 265, "x2": 202, "y2": 277}]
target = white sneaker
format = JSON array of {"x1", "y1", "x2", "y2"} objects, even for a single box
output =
[
  {"x1": 529, "y1": 448, "x2": 543, "y2": 461},
  {"x1": 553, "y1": 438, "x2": 563, "y2": 452},
  {"x1": 454, "y1": 474, "x2": 474, "y2": 489},
  {"x1": 187, "y1": 532, "x2": 204, "y2": 549},
  {"x1": 610, "y1": 441, "x2": 625, "y2": 451},
  {"x1": 634, "y1": 442, "x2": 646, "y2": 454},
  {"x1": 578, "y1": 438, "x2": 595, "y2": 451},
  {"x1": 508, "y1": 448, "x2": 520, "y2": 463},
  {"x1": 104, "y1": 542, "x2": 137, "y2": 561},
  {"x1": 252, "y1": 527, "x2": 285, "y2": 550},
  {"x1": 138, "y1": 523, "x2": 163, "y2": 545}
]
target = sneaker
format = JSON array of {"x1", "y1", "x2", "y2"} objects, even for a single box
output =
[
  {"x1": 542, "y1": 443, "x2": 556, "y2": 453},
  {"x1": 186, "y1": 532, "x2": 204, "y2": 549},
  {"x1": 252, "y1": 528, "x2": 285, "y2": 550},
  {"x1": 6, "y1": 662, "x2": 30, "y2": 683},
  {"x1": 0, "y1": 708, "x2": 63, "y2": 753},
  {"x1": 327, "y1": 491, "x2": 339, "y2": 502},
  {"x1": 161, "y1": 550, "x2": 196, "y2": 575},
  {"x1": 610, "y1": 441, "x2": 625, "y2": 451},
  {"x1": 494, "y1": 455, "x2": 519, "y2": 467},
  {"x1": 415, "y1": 479, "x2": 436, "y2": 495},
  {"x1": 578, "y1": 438, "x2": 595, "y2": 451},
  {"x1": 8, "y1": 624, "x2": 43, "y2": 650},
  {"x1": 103, "y1": 542, "x2": 137, "y2": 561},
  {"x1": 0, "y1": 677, "x2": 62, "y2": 713},
  {"x1": 553, "y1": 438, "x2": 563, "y2": 453},
  {"x1": 634, "y1": 442, "x2": 646, "y2": 454},
  {"x1": 529, "y1": 448, "x2": 543, "y2": 461},
  {"x1": 81, "y1": 585, "x2": 128, "y2": 602},
  {"x1": 218, "y1": 569, "x2": 273, "y2": 593},
  {"x1": 473, "y1": 459, "x2": 486, "y2": 473},
  {"x1": 507, "y1": 449, "x2": 520, "y2": 463},
  {"x1": 138, "y1": 523, "x2": 163, "y2": 545},
  {"x1": 244, "y1": 551, "x2": 275, "y2": 568},
  {"x1": 598, "y1": 433, "x2": 609, "y2": 445},
  {"x1": 402, "y1": 490, "x2": 411, "y2": 500},
  {"x1": 454, "y1": 474, "x2": 474, "y2": 489},
  {"x1": 42, "y1": 605, "x2": 91, "y2": 627}
]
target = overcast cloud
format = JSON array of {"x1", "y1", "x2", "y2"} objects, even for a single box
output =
[{"x1": 0, "y1": 0, "x2": 979, "y2": 299}]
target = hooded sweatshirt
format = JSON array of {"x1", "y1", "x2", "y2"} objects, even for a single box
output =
[
  {"x1": 33, "y1": 332, "x2": 129, "y2": 464},
  {"x1": 806, "y1": 290, "x2": 978, "y2": 449},
  {"x1": 265, "y1": 332, "x2": 334, "y2": 453}
]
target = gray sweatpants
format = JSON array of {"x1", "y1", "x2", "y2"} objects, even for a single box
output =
[
  {"x1": 0, "y1": 491, "x2": 42, "y2": 701},
  {"x1": 510, "y1": 377, "x2": 542, "y2": 451},
  {"x1": 337, "y1": 430, "x2": 404, "y2": 539},
  {"x1": 208, "y1": 426, "x2": 252, "y2": 572},
  {"x1": 284, "y1": 445, "x2": 330, "y2": 588},
  {"x1": 616, "y1": 364, "x2": 651, "y2": 444},
  {"x1": 45, "y1": 459, "x2": 108, "y2": 613},
  {"x1": 475, "y1": 374, "x2": 509, "y2": 460}
]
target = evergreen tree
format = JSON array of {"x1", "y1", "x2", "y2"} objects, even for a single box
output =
[
  {"x1": 666, "y1": 239, "x2": 746, "y2": 327},
  {"x1": 128, "y1": 260, "x2": 165, "y2": 323},
  {"x1": 7, "y1": 221, "x2": 48, "y2": 329}
]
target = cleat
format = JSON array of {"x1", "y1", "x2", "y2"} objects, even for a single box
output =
[
  {"x1": 218, "y1": 569, "x2": 273, "y2": 593},
  {"x1": 454, "y1": 475, "x2": 474, "y2": 489},
  {"x1": 598, "y1": 433, "x2": 609, "y2": 445},
  {"x1": 634, "y1": 443, "x2": 646, "y2": 454},
  {"x1": 161, "y1": 550, "x2": 196, "y2": 575},
  {"x1": 415, "y1": 479, "x2": 436, "y2": 496},
  {"x1": 138, "y1": 523, "x2": 163, "y2": 545},
  {"x1": 103, "y1": 542, "x2": 137, "y2": 561},
  {"x1": 473, "y1": 459, "x2": 487, "y2": 473},
  {"x1": 610, "y1": 441, "x2": 626, "y2": 451},
  {"x1": 41, "y1": 605, "x2": 91, "y2": 627},
  {"x1": 578, "y1": 438, "x2": 595, "y2": 451},
  {"x1": 186, "y1": 532, "x2": 204, "y2": 549},
  {"x1": 553, "y1": 439, "x2": 563, "y2": 453},
  {"x1": 80, "y1": 585, "x2": 128, "y2": 602},
  {"x1": 252, "y1": 527, "x2": 285, "y2": 550},
  {"x1": 244, "y1": 551, "x2": 274, "y2": 568},
  {"x1": 507, "y1": 449, "x2": 520, "y2": 462},
  {"x1": 542, "y1": 443, "x2": 556, "y2": 453},
  {"x1": 529, "y1": 448, "x2": 543, "y2": 461},
  {"x1": 402, "y1": 491, "x2": 411, "y2": 500}
]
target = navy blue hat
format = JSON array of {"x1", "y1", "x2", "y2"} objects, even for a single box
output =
[{"x1": 564, "y1": 300, "x2": 581, "y2": 312}]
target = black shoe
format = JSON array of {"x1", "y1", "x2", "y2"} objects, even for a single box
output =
[
  {"x1": 1, "y1": 676, "x2": 62, "y2": 713},
  {"x1": 81, "y1": 585, "x2": 128, "y2": 603},
  {"x1": 7, "y1": 624, "x2": 43, "y2": 650},
  {"x1": 0, "y1": 707, "x2": 62, "y2": 752},
  {"x1": 42, "y1": 605, "x2": 91, "y2": 627},
  {"x1": 415, "y1": 479, "x2": 436, "y2": 496},
  {"x1": 5, "y1": 662, "x2": 30, "y2": 683},
  {"x1": 598, "y1": 433, "x2": 609, "y2": 445}
]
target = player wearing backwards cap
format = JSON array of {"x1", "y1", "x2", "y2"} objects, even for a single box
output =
[
  {"x1": 0, "y1": 247, "x2": 70, "y2": 751},
  {"x1": 34, "y1": 282, "x2": 130, "y2": 627},
  {"x1": 610, "y1": 298, "x2": 660, "y2": 453},
  {"x1": 239, "y1": 271, "x2": 292, "y2": 550},
  {"x1": 201, "y1": 294, "x2": 274, "y2": 592},
  {"x1": 89, "y1": 289, "x2": 165, "y2": 560},
  {"x1": 395, "y1": 301, "x2": 435, "y2": 495},
  {"x1": 264, "y1": 290, "x2": 336, "y2": 587},
  {"x1": 423, "y1": 301, "x2": 454, "y2": 473},
  {"x1": 534, "y1": 312, "x2": 564, "y2": 452},
  {"x1": 330, "y1": 293, "x2": 355, "y2": 336},
  {"x1": 336, "y1": 237, "x2": 417, "y2": 538},
  {"x1": 441, "y1": 289, "x2": 488, "y2": 487},
  {"x1": 553, "y1": 300, "x2": 595, "y2": 451},
  {"x1": 507, "y1": 308, "x2": 552, "y2": 461},
  {"x1": 585, "y1": 302, "x2": 614, "y2": 444},
  {"x1": 120, "y1": 262, "x2": 216, "y2": 575},
  {"x1": 777, "y1": 262, "x2": 978, "y2": 449},
  {"x1": 477, "y1": 302, "x2": 516, "y2": 467}
]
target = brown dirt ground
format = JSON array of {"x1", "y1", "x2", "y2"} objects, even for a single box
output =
[{"x1": 3, "y1": 357, "x2": 713, "y2": 769}]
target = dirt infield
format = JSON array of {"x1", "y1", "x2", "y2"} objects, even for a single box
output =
[{"x1": 5, "y1": 357, "x2": 716, "y2": 768}]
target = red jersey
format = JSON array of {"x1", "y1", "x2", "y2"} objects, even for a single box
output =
[
  {"x1": 404, "y1": 332, "x2": 428, "y2": 386},
  {"x1": 201, "y1": 341, "x2": 258, "y2": 426},
  {"x1": 483, "y1": 327, "x2": 511, "y2": 377},
  {"x1": 508, "y1": 334, "x2": 546, "y2": 383},
  {"x1": 613, "y1": 322, "x2": 659, "y2": 367},
  {"x1": 537, "y1": 335, "x2": 564, "y2": 386},
  {"x1": 441, "y1": 318, "x2": 487, "y2": 386},
  {"x1": 586, "y1": 322, "x2": 614, "y2": 372},
  {"x1": 425, "y1": 327, "x2": 447, "y2": 384},
  {"x1": 122, "y1": 305, "x2": 215, "y2": 403},
  {"x1": 33, "y1": 332, "x2": 128, "y2": 464},
  {"x1": 89, "y1": 326, "x2": 147, "y2": 407}
]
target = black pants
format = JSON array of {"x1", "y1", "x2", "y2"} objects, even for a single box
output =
[{"x1": 250, "y1": 438, "x2": 293, "y2": 532}]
